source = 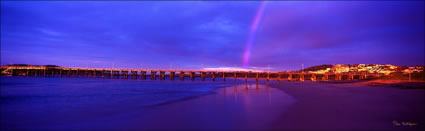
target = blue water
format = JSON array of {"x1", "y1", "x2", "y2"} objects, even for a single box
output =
[{"x1": 0, "y1": 76, "x2": 254, "y2": 130}]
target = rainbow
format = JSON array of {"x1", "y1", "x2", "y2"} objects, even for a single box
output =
[{"x1": 242, "y1": 0, "x2": 267, "y2": 68}]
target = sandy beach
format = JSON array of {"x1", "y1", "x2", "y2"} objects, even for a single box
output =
[
  {"x1": 1, "y1": 77, "x2": 424, "y2": 130},
  {"x1": 270, "y1": 81, "x2": 424, "y2": 130},
  {"x1": 74, "y1": 80, "x2": 424, "y2": 130}
]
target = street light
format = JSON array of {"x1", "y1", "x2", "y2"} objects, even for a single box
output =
[{"x1": 302, "y1": 64, "x2": 304, "y2": 73}]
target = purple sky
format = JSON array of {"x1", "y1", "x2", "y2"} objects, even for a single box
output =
[{"x1": 1, "y1": 1, "x2": 424, "y2": 71}]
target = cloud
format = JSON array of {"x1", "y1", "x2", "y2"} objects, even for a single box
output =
[
  {"x1": 36, "y1": 28, "x2": 63, "y2": 36},
  {"x1": 197, "y1": 16, "x2": 242, "y2": 35}
]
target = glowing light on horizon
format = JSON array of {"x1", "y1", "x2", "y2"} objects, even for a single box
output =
[
  {"x1": 203, "y1": 67, "x2": 265, "y2": 72},
  {"x1": 242, "y1": 0, "x2": 267, "y2": 68}
]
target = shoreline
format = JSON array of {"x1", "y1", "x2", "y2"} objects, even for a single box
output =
[
  {"x1": 59, "y1": 83, "x2": 296, "y2": 130},
  {"x1": 2, "y1": 77, "x2": 424, "y2": 130},
  {"x1": 112, "y1": 81, "x2": 425, "y2": 130},
  {"x1": 131, "y1": 83, "x2": 296, "y2": 130}
]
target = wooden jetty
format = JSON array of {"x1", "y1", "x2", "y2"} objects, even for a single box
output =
[{"x1": 0, "y1": 66, "x2": 380, "y2": 82}]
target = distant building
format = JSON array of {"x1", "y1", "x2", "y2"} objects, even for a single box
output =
[{"x1": 306, "y1": 64, "x2": 422, "y2": 75}]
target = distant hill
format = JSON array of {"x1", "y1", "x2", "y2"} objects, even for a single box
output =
[
  {"x1": 44, "y1": 65, "x2": 60, "y2": 67},
  {"x1": 301, "y1": 64, "x2": 333, "y2": 72},
  {"x1": 7, "y1": 64, "x2": 29, "y2": 66}
]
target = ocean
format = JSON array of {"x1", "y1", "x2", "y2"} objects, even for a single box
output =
[{"x1": 0, "y1": 76, "x2": 284, "y2": 130}]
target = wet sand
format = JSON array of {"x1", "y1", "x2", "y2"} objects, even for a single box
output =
[
  {"x1": 136, "y1": 83, "x2": 295, "y2": 130},
  {"x1": 270, "y1": 81, "x2": 425, "y2": 130},
  {"x1": 129, "y1": 81, "x2": 425, "y2": 130}
]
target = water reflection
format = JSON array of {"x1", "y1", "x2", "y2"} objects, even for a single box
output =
[
  {"x1": 137, "y1": 83, "x2": 296, "y2": 130},
  {"x1": 223, "y1": 83, "x2": 277, "y2": 106}
]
